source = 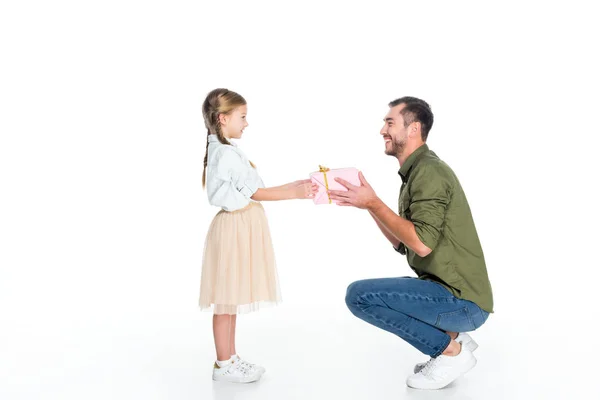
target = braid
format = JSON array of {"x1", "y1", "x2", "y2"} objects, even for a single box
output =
[
  {"x1": 214, "y1": 120, "x2": 230, "y2": 146},
  {"x1": 202, "y1": 130, "x2": 210, "y2": 188}
]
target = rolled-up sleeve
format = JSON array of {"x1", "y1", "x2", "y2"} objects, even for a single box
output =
[
  {"x1": 409, "y1": 164, "x2": 452, "y2": 251},
  {"x1": 215, "y1": 148, "x2": 258, "y2": 198}
]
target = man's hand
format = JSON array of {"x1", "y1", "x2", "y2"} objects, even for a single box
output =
[{"x1": 328, "y1": 171, "x2": 380, "y2": 210}]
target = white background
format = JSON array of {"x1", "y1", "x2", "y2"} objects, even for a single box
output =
[{"x1": 1, "y1": 1, "x2": 598, "y2": 399}]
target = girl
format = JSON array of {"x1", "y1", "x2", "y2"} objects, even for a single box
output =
[{"x1": 200, "y1": 88, "x2": 317, "y2": 383}]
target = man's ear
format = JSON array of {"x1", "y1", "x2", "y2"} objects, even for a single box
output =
[{"x1": 410, "y1": 122, "x2": 420, "y2": 138}]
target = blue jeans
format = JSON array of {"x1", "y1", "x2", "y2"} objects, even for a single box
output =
[{"x1": 345, "y1": 277, "x2": 489, "y2": 357}]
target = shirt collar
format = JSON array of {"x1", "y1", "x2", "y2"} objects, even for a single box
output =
[
  {"x1": 398, "y1": 143, "x2": 429, "y2": 182},
  {"x1": 208, "y1": 134, "x2": 219, "y2": 143},
  {"x1": 208, "y1": 134, "x2": 237, "y2": 147}
]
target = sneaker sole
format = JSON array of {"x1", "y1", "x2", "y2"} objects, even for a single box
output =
[
  {"x1": 212, "y1": 373, "x2": 262, "y2": 383},
  {"x1": 407, "y1": 355, "x2": 477, "y2": 390}
]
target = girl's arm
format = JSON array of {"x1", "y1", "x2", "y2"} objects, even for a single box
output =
[
  {"x1": 267, "y1": 179, "x2": 311, "y2": 191},
  {"x1": 251, "y1": 180, "x2": 318, "y2": 201}
]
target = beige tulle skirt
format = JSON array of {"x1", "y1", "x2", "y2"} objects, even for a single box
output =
[{"x1": 199, "y1": 202, "x2": 281, "y2": 315}]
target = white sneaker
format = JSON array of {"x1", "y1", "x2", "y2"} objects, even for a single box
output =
[
  {"x1": 413, "y1": 333, "x2": 478, "y2": 373},
  {"x1": 212, "y1": 360, "x2": 262, "y2": 383},
  {"x1": 233, "y1": 355, "x2": 266, "y2": 375},
  {"x1": 406, "y1": 346, "x2": 477, "y2": 390}
]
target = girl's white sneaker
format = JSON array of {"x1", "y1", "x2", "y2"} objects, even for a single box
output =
[
  {"x1": 212, "y1": 360, "x2": 262, "y2": 383},
  {"x1": 232, "y1": 355, "x2": 266, "y2": 375}
]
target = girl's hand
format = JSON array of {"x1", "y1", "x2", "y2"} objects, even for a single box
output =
[{"x1": 293, "y1": 180, "x2": 319, "y2": 199}]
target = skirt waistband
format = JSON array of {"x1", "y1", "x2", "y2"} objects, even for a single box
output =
[{"x1": 219, "y1": 201, "x2": 262, "y2": 214}]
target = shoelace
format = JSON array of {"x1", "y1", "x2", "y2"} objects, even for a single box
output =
[
  {"x1": 420, "y1": 357, "x2": 440, "y2": 376},
  {"x1": 238, "y1": 359, "x2": 257, "y2": 371},
  {"x1": 232, "y1": 360, "x2": 252, "y2": 375}
]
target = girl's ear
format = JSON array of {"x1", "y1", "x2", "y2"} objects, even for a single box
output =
[{"x1": 218, "y1": 113, "x2": 228, "y2": 126}]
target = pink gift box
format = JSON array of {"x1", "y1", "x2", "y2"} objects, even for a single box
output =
[{"x1": 309, "y1": 166, "x2": 360, "y2": 205}]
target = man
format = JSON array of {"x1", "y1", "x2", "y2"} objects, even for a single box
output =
[{"x1": 328, "y1": 97, "x2": 493, "y2": 390}]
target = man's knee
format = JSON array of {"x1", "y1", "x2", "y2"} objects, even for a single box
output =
[{"x1": 345, "y1": 280, "x2": 366, "y2": 310}]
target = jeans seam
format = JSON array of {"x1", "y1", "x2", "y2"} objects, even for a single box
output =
[
  {"x1": 376, "y1": 290, "x2": 453, "y2": 304},
  {"x1": 356, "y1": 294, "x2": 446, "y2": 357},
  {"x1": 361, "y1": 302, "x2": 436, "y2": 353},
  {"x1": 467, "y1": 307, "x2": 476, "y2": 330}
]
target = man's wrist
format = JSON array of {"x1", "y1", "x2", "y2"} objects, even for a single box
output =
[{"x1": 368, "y1": 197, "x2": 385, "y2": 213}]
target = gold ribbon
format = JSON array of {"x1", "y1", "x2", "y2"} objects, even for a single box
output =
[{"x1": 319, "y1": 165, "x2": 332, "y2": 204}]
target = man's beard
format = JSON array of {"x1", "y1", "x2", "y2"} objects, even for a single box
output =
[{"x1": 385, "y1": 137, "x2": 406, "y2": 156}]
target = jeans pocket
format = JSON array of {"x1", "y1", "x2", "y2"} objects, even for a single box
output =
[{"x1": 435, "y1": 307, "x2": 476, "y2": 332}]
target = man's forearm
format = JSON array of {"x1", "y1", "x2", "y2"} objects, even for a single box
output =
[
  {"x1": 369, "y1": 210, "x2": 401, "y2": 248},
  {"x1": 368, "y1": 198, "x2": 431, "y2": 257}
]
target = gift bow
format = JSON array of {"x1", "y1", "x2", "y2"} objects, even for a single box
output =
[{"x1": 319, "y1": 165, "x2": 332, "y2": 204}]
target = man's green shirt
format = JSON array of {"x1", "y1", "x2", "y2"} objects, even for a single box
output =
[{"x1": 397, "y1": 144, "x2": 494, "y2": 313}]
